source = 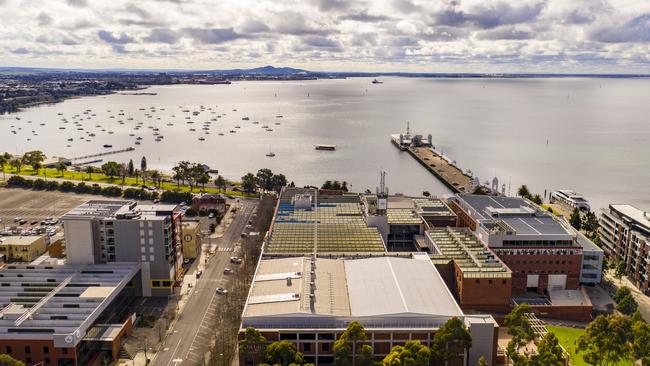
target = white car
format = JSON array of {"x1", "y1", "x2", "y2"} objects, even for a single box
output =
[
  {"x1": 229, "y1": 256, "x2": 242, "y2": 264},
  {"x1": 223, "y1": 268, "x2": 233, "y2": 274},
  {"x1": 216, "y1": 287, "x2": 228, "y2": 295}
]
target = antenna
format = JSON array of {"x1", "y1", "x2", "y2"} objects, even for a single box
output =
[{"x1": 406, "y1": 121, "x2": 410, "y2": 137}]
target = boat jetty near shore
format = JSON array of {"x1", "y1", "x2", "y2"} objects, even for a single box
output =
[{"x1": 392, "y1": 122, "x2": 473, "y2": 193}]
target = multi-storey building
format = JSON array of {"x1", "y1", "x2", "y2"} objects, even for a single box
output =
[
  {"x1": 599, "y1": 204, "x2": 650, "y2": 294},
  {"x1": 0, "y1": 235, "x2": 47, "y2": 262},
  {"x1": 450, "y1": 195, "x2": 602, "y2": 295},
  {"x1": 62, "y1": 200, "x2": 183, "y2": 297}
]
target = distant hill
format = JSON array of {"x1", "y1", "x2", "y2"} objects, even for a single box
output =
[
  {"x1": 202, "y1": 65, "x2": 309, "y2": 75},
  {"x1": 0, "y1": 65, "x2": 310, "y2": 76}
]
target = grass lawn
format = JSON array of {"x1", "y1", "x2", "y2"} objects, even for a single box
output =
[
  {"x1": 1, "y1": 167, "x2": 255, "y2": 198},
  {"x1": 545, "y1": 325, "x2": 633, "y2": 366}
]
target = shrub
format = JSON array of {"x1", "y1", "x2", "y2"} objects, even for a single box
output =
[
  {"x1": 184, "y1": 208, "x2": 198, "y2": 217},
  {"x1": 32, "y1": 178, "x2": 47, "y2": 190},
  {"x1": 75, "y1": 182, "x2": 93, "y2": 194},
  {"x1": 91, "y1": 184, "x2": 102, "y2": 195},
  {"x1": 198, "y1": 208, "x2": 207, "y2": 217},
  {"x1": 161, "y1": 190, "x2": 193, "y2": 204},
  {"x1": 46, "y1": 181, "x2": 59, "y2": 191},
  {"x1": 59, "y1": 181, "x2": 75, "y2": 192},
  {"x1": 101, "y1": 186, "x2": 122, "y2": 197},
  {"x1": 7, "y1": 175, "x2": 30, "y2": 188}
]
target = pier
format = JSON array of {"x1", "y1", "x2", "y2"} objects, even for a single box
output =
[
  {"x1": 69, "y1": 147, "x2": 135, "y2": 161},
  {"x1": 406, "y1": 146, "x2": 472, "y2": 193}
]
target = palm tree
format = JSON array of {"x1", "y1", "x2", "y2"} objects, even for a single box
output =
[
  {"x1": 85, "y1": 166, "x2": 93, "y2": 180},
  {"x1": 0, "y1": 153, "x2": 11, "y2": 181},
  {"x1": 150, "y1": 170, "x2": 161, "y2": 188},
  {"x1": 56, "y1": 162, "x2": 67, "y2": 177}
]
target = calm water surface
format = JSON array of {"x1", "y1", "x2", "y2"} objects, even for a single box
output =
[{"x1": 2, "y1": 77, "x2": 649, "y2": 210}]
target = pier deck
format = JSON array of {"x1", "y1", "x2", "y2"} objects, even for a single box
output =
[{"x1": 406, "y1": 147, "x2": 472, "y2": 193}]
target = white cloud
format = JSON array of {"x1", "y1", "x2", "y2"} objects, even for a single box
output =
[{"x1": 0, "y1": 0, "x2": 648, "y2": 73}]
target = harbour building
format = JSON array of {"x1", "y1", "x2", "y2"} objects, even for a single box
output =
[
  {"x1": 599, "y1": 204, "x2": 650, "y2": 295},
  {"x1": 62, "y1": 200, "x2": 183, "y2": 297},
  {"x1": 239, "y1": 255, "x2": 498, "y2": 366}
]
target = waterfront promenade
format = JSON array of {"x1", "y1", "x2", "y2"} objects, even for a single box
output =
[{"x1": 406, "y1": 147, "x2": 472, "y2": 193}]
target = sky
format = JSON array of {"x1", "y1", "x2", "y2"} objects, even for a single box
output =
[{"x1": 0, "y1": 0, "x2": 649, "y2": 73}]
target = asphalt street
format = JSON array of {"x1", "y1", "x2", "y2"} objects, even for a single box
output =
[{"x1": 152, "y1": 200, "x2": 257, "y2": 366}]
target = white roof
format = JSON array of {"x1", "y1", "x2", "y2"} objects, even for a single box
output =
[{"x1": 345, "y1": 257, "x2": 462, "y2": 317}]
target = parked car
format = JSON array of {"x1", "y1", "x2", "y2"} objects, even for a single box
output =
[
  {"x1": 223, "y1": 268, "x2": 233, "y2": 274},
  {"x1": 19, "y1": 219, "x2": 27, "y2": 225},
  {"x1": 208, "y1": 212, "x2": 215, "y2": 219},
  {"x1": 184, "y1": 258, "x2": 190, "y2": 264},
  {"x1": 216, "y1": 287, "x2": 228, "y2": 295},
  {"x1": 30, "y1": 220, "x2": 38, "y2": 225},
  {"x1": 196, "y1": 270, "x2": 203, "y2": 278},
  {"x1": 229, "y1": 257, "x2": 242, "y2": 264}
]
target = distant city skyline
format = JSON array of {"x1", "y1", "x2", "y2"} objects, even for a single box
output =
[{"x1": 1, "y1": 0, "x2": 649, "y2": 73}]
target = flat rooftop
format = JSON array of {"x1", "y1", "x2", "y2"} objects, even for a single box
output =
[
  {"x1": 243, "y1": 255, "x2": 463, "y2": 329},
  {"x1": 0, "y1": 235, "x2": 44, "y2": 246},
  {"x1": 610, "y1": 204, "x2": 650, "y2": 232},
  {"x1": 0, "y1": 262, "x2": 139, "y2": 346},
  {"x1": 458, "y1": 195, "x2": 572, "y2": 236},
  {"x1": 62, "y1": 200, "x2": 178, "y2": 221},
  {"x1": 427, "y1": 228, "x2": 511, "y2": 278},
  {"x1": 265, "y1": 188, "x2": 385, "y2": 255}
]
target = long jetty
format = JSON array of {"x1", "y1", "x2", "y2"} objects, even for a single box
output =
[
  {"x1": 405, "y1": 146, "x2": 472, "y2": 193},
  {"x1": 69, "y1": 147, "x2": 135, "y2": 161}
]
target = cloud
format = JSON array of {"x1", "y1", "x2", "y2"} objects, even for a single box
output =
[
  {"x1": 66, "y1": 0, "x2": 87, "y2": 7},
  {"x1": 273, "y1": 13, "x2": 332, "y2": 36},
  {"x1": 590, "y1": 14, "x2": 650, "y2": 43},
  {"x1": 238, "y1": 19, "x2": 270, "y2": 33},
  {"x1": 391, "y1": 0, "x2": 420, "y2": 14},
  {"x1": 37, "y1": 13, "x2": 53, "y2": 26},
  {"x1": 145, "y1": 28, "x2": 179, "y2": 44},
  {"x1": 11, "y1": 47, "x2": 30, "y2": 54},
  {"x1": 183, "y1": 27, "x2": 246, "y2": 44},
  {"x1": 435, "y1": 1, "x2": 547, "y2": 29},
  {"x1": 476, "y1": 27, "x2": 534, "y2": 40},
  {"x1": 302, "y1": 36, "x2": 340, "y2": 48},
  {"x1": 98, "y1": 30, "x2": 135, "y2": 44},
  {"x1": 311, "y1": 0, "x2": 351, "y2": 12},
  {"x1": 564, "y1": 9, "x2": 596, "y2": 25},
  {"x1": 340, "y1": 11, "x2": 391, "y2": 22}
]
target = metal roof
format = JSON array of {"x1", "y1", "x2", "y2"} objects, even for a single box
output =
[{"x1": 0, "y1": 262, "x2": 139, "y2": 346}]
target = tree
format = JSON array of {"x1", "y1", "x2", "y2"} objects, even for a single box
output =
[
  {"x1": 256, "y1": 168, "x2": 274, "y2": 191},
  {"x1": 333, "y1": 321, "x2": 368, "y2": 366},
  {"x1": 582, "y1": 211, "x2": 599, "y2": 233},
  {"x1": 613, "y1": 287, "x2": 632, "y2": 303},
  {"x1": 197, "y1": 171, "x2": 210, "y2": 191},
  {"x1": 0, "y1": 152, "x2": 11, "y2": 180},
  {"x1": 141, "y1": 156, "x2": 147, "y2": 183},
  {"x1": 569, "y1": 208, "x2": 582, "y2": 230},
  {"x1": 0, "y1": 354, "x2": 26, "y2": 366},
  {"x1": 357, "y1": 345, "x2": 374, "y2": 366},
  {"x1": 150, "y1": 170, "x2": 161, "y2": 188},
  {"x1": 431, "y1": 317, "x2": 472, "y2": 363},
  {"x1": 215, "y1": 175, "x2": 227, "y2": 192},
  {"x1": 528, "y1": 333, "x2": 564, "y2": 366},
  {"x1": 422, "y1": 191, "x2": 431, "y2": 197},
  {"x1": 578, "y1": 314, "x2": 633, "y2": 366},
  {"x1": 322, "y1": 180, "x2": 333, "y2": 189},
  {"x1": 271, "y1": 173, "x2": 287, "y2": 192},
  {"x1": 614, "y1": 260, "x2": 626, "y2": 280},
  {"x1": 617, "y1": 294, "x2": 638, "y2": 315},
  {"x1": 101, "y1": 161, "x2": 121, "y2": 180},
  {"x1": 504, "y1": 303, "x2": 535, "y2": 365},
  {"x1": 632, "y1": 321, "x2": 650, "y2": 366},
  {"x1": 241, "y1": 173, "x2": 257, "y2": 193},
  {"x1": 10, "y1": 157, "x2": 23, "y2": 173},
  {"x1": 264, "y1": 340, "x2": 304, "y2": 366},
  {"x1": 56, "y1": 162, "x2": 67, "y2": 177},
  {"x1": 478, "y1": 356, "x2": 488, "y2": 366},
  {"x1": 517, "y1": 185, "x2": 530, "y2": 198},
  {"x1": 127, "y1": 159, "x2": 135, "y2": 177},
  {"x1": 239, "y1": 327, "x2": 267, "y2": 365},
  {"x1": 22, "y1": 150, "x2": 45, "y2": 172},
  {"x1": 531, "y1": 194, "x2": 543, "y2": 205},
  {"x1": 134, "y1": 169, "x2": 140, "y2": 184},
  {"x1": 382, "y1": 340, "x2": 432, "y2": 366},
  {"x1": 85, "y1": 166, "x2": 93, "y2": 180}
]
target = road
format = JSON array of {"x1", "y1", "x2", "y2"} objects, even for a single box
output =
[{"x1": 152, "y1": 200, "x2": 257, "y2": 366}]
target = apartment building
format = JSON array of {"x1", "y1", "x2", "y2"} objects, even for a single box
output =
[
  {"x1": 181, "y1": 220, "x2": 201, "y2": 259},
  {"x1": 599, "y1": 204, "x2": 650, "y2": 294},
  {"x1": 62, "y1": 200, "x2": 183, "y2": 297}
]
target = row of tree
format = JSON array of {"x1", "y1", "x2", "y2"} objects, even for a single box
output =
[
  {"x1": 321, "y1": 180, "x2": 349, "y2": 192},
  {"x1": 0, "y1": 150, "x2": 46, "y2": 177},
  {"x1": 240, "y1": 319, "x2": 474, "y2": 366},
  {"x1": 6, "y1": 175, "x2": 122, "y2": 197},
  {"x1": 516, "y1": 185, "x2": 543, "y2": 205},
  {"x1": 241, "y1": 169, "x2": 288, "y2": 193}
]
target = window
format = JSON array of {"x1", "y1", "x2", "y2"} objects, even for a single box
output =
[
  {"x1": 475, "y1": 279, "x2": 480, "y2": 284},
  {"x1": 25, "y1": 346, "x2": 31, "y2": 354},
  {"x1": 304, "y1": 343, "x2": 312, "y2": 351},
  {"x1": 44, "y1": 346, "x2": 49, "y2": 354},
  {"x1": 502, "y1": 280, "x2": 507, "y2": 285},
  {"x1": 62, "y1": 348, "x2": 68, "y2": 354},
  {"x1": 26, "y1": 358, "x2": 31, "y2": 365},
  {"x1": 488, "y1": 279, "x2": 493, "y2": 284},
  {"x1": 5, "y1": 345, "x2": 11, "y2": 354},
  {"x1": 322, "y1": 343, "x2": 331, "y2": 352},
  {"x1": 152, "y1": 280, "x2": 161, "y2": 287}
]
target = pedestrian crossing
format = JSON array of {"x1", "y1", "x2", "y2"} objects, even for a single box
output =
[{"x1": 215, "y1": 247, "x2": 232, "y2": 252}]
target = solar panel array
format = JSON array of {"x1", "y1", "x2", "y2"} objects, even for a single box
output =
[{"x1": 266, "y1": 188, "x2": 386, "y2": 254}]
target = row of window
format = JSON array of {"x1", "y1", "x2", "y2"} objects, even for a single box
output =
[
  {"x1": 503, "y1": 260, "x2": 573, "y2": 266},
  {"x1": 151, "y1": 280, "x2": 174, "y2": 288}
]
